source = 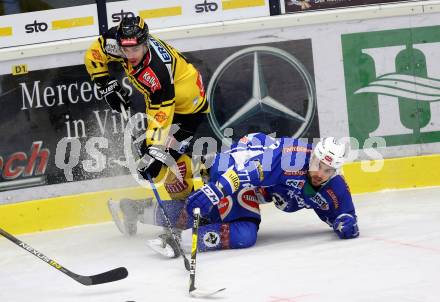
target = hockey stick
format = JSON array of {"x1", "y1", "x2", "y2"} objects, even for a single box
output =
[
  {"x1": 0, "y1": 227, "x2": 128, "y2": 286},
  {"x1": 120, "y1": 105, "x2": 190, "y2": 271},
  {"x1": 189, "y1": 208, "x2": 226, "y2": 298},
  {"x1": 145, "y1": 173, "x2": 190, "y2": 271}
]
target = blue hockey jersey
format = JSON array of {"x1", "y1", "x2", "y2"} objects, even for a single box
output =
[{"x1": 210, "y1": 133, "x2": 356, "y2": 227}]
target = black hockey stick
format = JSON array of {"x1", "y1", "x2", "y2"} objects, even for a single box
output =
[
  {"x1": 189, "y1": 208, "x2": 226, "y2": 297},
  {"x1": 0, "y1": 227, "x2": 128, "y2": 286},
  {"x1": 120, "y1": 105, "x2": 190, "y2": 271},
  {"x1": 146, "y1": 173, "x2": 191, "y2": 271}
]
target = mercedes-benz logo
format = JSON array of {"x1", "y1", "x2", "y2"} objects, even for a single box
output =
[{"x1": 207, "y1": 46, "x2": 316, "y2": 146}]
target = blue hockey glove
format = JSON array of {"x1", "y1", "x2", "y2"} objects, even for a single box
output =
[
  {"x1": 333, "y1": 213, "x2": 359, "y2": 239},
  {"x1": 186, "y1": 184, "x2": 224, "y2": 217}
]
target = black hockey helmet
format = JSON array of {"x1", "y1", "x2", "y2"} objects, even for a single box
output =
[{"x1": 116, "y1": 16, "x2": 149, "y2": 47}]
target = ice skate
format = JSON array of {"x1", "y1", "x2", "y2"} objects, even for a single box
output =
[
  {"x1": 107, "y1": 198, "x2": 152, "y2": 236},
  {"x1": 147, "y1": 231, "x2": 181, "y2": 258}
]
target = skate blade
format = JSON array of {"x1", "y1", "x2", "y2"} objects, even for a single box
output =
[
  {"x1": 189, "y1": 287, "x2": 226, "y2": 298},
  {"x1": 147, "y1": 240, "x2": 176, "y2": 258},
  {"x1": 107, "y1": 199, "x2": 127, "y2": 235}
]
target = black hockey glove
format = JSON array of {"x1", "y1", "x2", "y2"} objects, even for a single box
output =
[
  {"x1": 138, "y1": 146, "x2": 174, "y2": 179},
  {"x1": 97, "y1": 79, "x2": 130, "y2": 112}
]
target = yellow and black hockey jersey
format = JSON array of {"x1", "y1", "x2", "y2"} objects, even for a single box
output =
[{"x1": 84, "y1": 27, "x2": 209, "y2": 146}]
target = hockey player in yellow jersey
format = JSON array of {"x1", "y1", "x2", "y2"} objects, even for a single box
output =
[
  {"x1": 84, "y1": 16, "x2": 208, "y2": 187},
  {"x1": 85, "y1": 16, "x2": 211, "y2": 241}
]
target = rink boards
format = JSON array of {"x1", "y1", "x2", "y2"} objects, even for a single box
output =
[
  {"x1": 1, "y1": 153, "x2": 440, "y2": 234},
  {"x1": 1, "y1": 1, "x2": 440, "y2": 234}
]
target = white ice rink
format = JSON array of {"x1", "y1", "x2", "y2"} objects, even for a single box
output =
[{"x1": 1, "y1": 187, "x2": 439, "y2": 302}]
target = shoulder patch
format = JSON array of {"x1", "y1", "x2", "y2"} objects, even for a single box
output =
[
  {"x1": 105, "y1": 39, "x2": 123, "y2": 57},
  {"x1": 91, "y1": 49, "x2": 103, "y2": 61},
  {"x1": 326, "y1": 188, "x2": 340, "y2": 209},
  {"x1": 149, "y1": 37, "x2": 172, "y2": 63}
]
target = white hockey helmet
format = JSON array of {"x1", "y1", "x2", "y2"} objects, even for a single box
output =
[{"x1": 313, "y1": 137, "x2": 346, "y2": 169}]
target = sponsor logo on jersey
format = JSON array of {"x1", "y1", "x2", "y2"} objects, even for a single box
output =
[
  {"x1": 286, "y1": 179, "x2": 305, "y2": 189},
  {"x1": 203, "y1": 231, "x2": 220, "y2": 248},
  {"x1": 284, "y1": 170, "x2": 307, "y2": 176},
  {"x1": 154, "y1": 111, "x2": 168, "y2": 123},
  {"x1": 286, "y1": 190, "x2": 308, "y2": 208},
  {"x1": 223, "y1": 169, "x2": 240, "y2": 192},
  {"x1": 272, "y1": 192, "x2": 288, "y2": 210},
  {"x1": 295, "y1": 195, "x2": 307, "y2": 208},
  {"x1": 138, "y1": 67, "x2": 161, "y2": 93},
  {"x1": 287, "y1": 190, "x2": 295, "y2": 199},
  {"x1": 218, "y1": 196, "x2": 233, "y2": 220},
  {"x1": 104, "y1": 39, "x2": 122, "y2": 56},
  {"x1": 196, "y1": 72, "x2": 206, "y2": 98},
  {"x1": 91, "y1": 49, "x2": 103, "y2": 61},
  {"x1": 149, "y1": 38, "x2": 172, "y2": 63},
  {"x1": 164, "y1": 162, "x2": 189, "y2": 193},
  {"x1": 310, "y1": 193, "x2": 329, "y2": 210},
  {"x1": 237, "y1": 188, "x2": 260, "y2": 215},
  {"x1": 282, "y1": 146, "x2": 312, "y2": 153},
  {"x1": 326, "y1": 189, "x2": 339, "y2": 209},
  {"x1": 165, "y1": 179, "x2": 188, "y2": 193}
]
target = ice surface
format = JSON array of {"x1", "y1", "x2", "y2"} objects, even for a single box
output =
[{"x1": 1, "y1": 187, "x2": 439, "y2": 302}]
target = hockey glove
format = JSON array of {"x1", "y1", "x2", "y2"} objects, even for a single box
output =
[
  {"x1": 138, "y1": 146, "x2": 173, "y2": 179},
  {"x1": 333, "y1": 213, "x2": 359, "y2": 239},
  {"x1": 186, "y1": 184, "x2": 224, "y2": 217},
  {"x1": 97, "y1": 79, "x2": 130, "y2": 112}
]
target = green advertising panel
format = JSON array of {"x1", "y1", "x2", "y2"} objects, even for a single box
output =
[{"x1": 342, "y1": 26, "x2": 440, "y2": 148}]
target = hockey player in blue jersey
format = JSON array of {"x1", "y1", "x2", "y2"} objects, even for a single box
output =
[{"x1": 144, "y1": 132, "x2": 359, "y2": 258}]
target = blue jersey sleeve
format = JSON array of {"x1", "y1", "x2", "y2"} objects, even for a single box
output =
[
  {"x1": 209, "y1": 133, "x2": 281, "y2": 194},
  {"x1": 313, "y1": 175, "x2": 356, "y2": 225},
  {"x1": 211, "y1": 133, "x2": 310, "y2": 196}
]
